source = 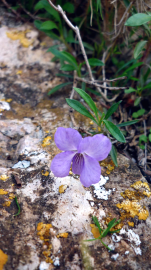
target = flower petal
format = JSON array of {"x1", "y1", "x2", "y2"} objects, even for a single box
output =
[
  {"x1": 78, "y1": 134, "x2": 112, "y2": 161},
  {"x1": 54, "y1": 127, "x2": 82, "y2": 151},
  {"x1": 72, "y1": 153, "x2": 84, "y2": 175},
  {"x1": 80, "y1": 155, "x2": 101, "y2": 187},
  {"x1": 50, "y1": 151, "x2": 75, "y2": 177}
]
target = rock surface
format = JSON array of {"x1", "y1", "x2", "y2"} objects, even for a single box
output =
[{"x1": 0, "y1": 18, "x2": 151, "y2": 270}]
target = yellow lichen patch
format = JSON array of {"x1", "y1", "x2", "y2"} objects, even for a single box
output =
[
  {"x1": 3, "y1": 201, "x2": 11, "y2": 207},
  {"x1": 128, "y1": 221, "x2": 134, "y2": 227},
  {"x1": 0, "y1": 189, "x2": 8, "y2": 195},
  {"x1": 116, "y1": 199, "x2": 149, "y2": 221},
  {"x1": 59, "y1": 185, "x2": 67, "y2": 194},
  {"x1": 0, "y1": 175, "x2": 9, "y2": 181},
  {"x1": 6, "y1": 99, "x2": 12, "y2": 103},
  {"x1": 138, "y1": 208, "x2": 149, "y2": 220},
  {"x1": 0, "y1": 249, "x2": 8, "y2": 270},
  {"x1": 90, "y1": 224, "x2": 100, "y2": 238},
  {"x1": 131, "y1": 181, "x2": 150, "y2": 191},
  {"x1": 6, "y1": 30, "x2": 33, "y2": 47},
  {"x1": 120, "y1": 189, "x2": 143, "y2": 200},
  {"x1": 103, "y1": 217, "x2": 124, "y2": 231},
  {"x1": 57, "y1": 232, "x2": 68, "y2": 238},
  {"x1": 41, "y1": 171, "x2": 49, "y2": 177},
  {"x1": 42, "y1": 136, "x2": 52, "y2": 147},
  {"x1": 9, "y1": 193, "x2": 15, "y2": 200},
  {"x1": 16, "y1": 70, "x2": 22, "y2": 75},
  {"x1": 100, "y1": 159, "x2": 115, "y2": 174}
]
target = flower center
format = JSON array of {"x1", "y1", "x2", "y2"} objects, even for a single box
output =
[{"x1": 72, "y1": 153, "x2": 84, "y2": 175}]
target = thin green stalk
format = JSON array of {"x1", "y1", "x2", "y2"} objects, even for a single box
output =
[{"x1": 14, "y1": 196, "x2": 21, "y2": 216}]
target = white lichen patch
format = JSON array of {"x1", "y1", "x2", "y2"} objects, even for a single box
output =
[
  {"x1": 16, "y1": 178, "x2": 41, "y2": 202},
  {"x1": 92, "y1": 175, "x2": 113, "y2": 200},
  {"x1": 112, "y1": 233, "x2": 122, "y2": 243},
  {"x1": 53, "y1": 257, "x2": 60, "y2": 266},
  {"x1": 111, "y1": 253, "x2": 119, "y2": 260},
  {"x1": 0, "y1": 101, "x2": 10, "y2": 113},
  {"x1": 119, "y1": 228, "x2": 142, "y2": 255},
  {"x1": 39, "y1": 261, "x2": 50, "y2": 270},
  {"x1": 51, "y1": 176, "x2": 94, "y2": 235}
]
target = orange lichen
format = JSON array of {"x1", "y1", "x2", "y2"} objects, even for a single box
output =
[
  {"x1": 41, "y1": 171, "x2": 49, "y2": 176},
  {"x1": 116, "y1": 180, "x2": 150, "y2": 223},
  {"x1": 0, "y1": 189, "x2": 8, "y2": 195},
  {"x1": 59, "y1": 185, "x2": 67, "y2": 194},
  {"x1": 116, "y1": 199, "x2": 149, "y2": 220},
  {"x1": 37, "y1": 223, "x2": 52, "y2": 240},
  {"x1": 0, "y1": 175, "x2": 9, "y2": 181},
  {"x1": 6, "y1": 30, "x2": 33, "y2": 47},
  {"x1": 37, "y1": 223, "x2": 53, "y2": 263},
  {"x1": 3, "y1": 201, "x2": 11, "y2": 207},
  {"x1": 42, "y1": 136, "x2": 52, "y2": 147},
  {"x1": 128, "y1": 221, "x2": 134, "y2": 227},
  {"x1": 6, "y1": 99, "x2": 12, "y2": 103},
  {"x1": 120, "y1": 189, "x2": 143, "y2": 200},
  {"x1": 100, "y1": 159, "x2": 115, "y2": 174},
  {"x1": 57, "y1": 232, "x2": 68, "y2": 238},
  {"x1": 16, "y1": 70, "x2": 22, "y2": 75},
  {"x1": 90, "y1": 224, "x2": 100, "y2": 238},
  {"x1": 9, "y1": 193, "x2": 15, "y2": 200},
  {"x1": 130, "y1": 181, "x2": 151, "y2": 197},
  {"x1": 0, "y1": 249, "x2": 8, "y2": 270}
]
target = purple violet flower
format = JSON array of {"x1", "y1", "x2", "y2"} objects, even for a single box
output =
[{"x1": 50, "y1": 127, "x2": 112, "y2": 187}]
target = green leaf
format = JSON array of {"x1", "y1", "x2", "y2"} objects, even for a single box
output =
[
  {"x1": 132, "y1": 109, "x2": 145, "y2": 118},
  {"x1": 61, "y1": 51, "x2": 78, "y2": 68},
  {"x1": 101, "y1": 219, "x2": 116, "y2": 238},
  {"x1": 116, "y1": 59, "x2": 136, "y2": 74},
  {"x1": 134, "y1": 97, "x2": 141, "y2": 106},
  {"x1": 87, "y1": 88, "x2": 101, "y2": 96},
  {"x1": 40, "y1": 20, "x2": 58, "y2": 30},
  {"x1": 104, "y1": 101, "x2": 122, "y2": 120},
  {"x1": 123, "y1": 62, "x2": 143, "y2": 74},
  {"x1": 34, "y1": 0, "x2": 61, "y2": 22},
  {"x1": 141, "y1": 82, "x2": 151, "y2": 91},
  {"x1": 125, "y1": 87, "x2": 136, "y2": 94},
  {"x1": 48, "y1": 82, "x2": 72, "y2": 95},
  {"x1": 56, "y1": 73, "x2": 73, "y2": 79},
  {"x1": 34, "y1": 1, "x2": 44, "y2": 10},
  {"x1": 110, "y1": 145, "x2": 118, "y2": 167},
  {"x1": 48, "y1": 47, "x2": 78, "y2": 69},
  {"x1": 74, "y1": 88, "x2": 98, "y2": 118},
  {"x1": 117, "y1": 120, "x2": 138, "y2": 127},
  {"x1": 134, "y1": 40, "x2": 147, "y2": 59},
  {"x1": 130, "y1": 77, "x2": 139, "y2": 81},
  {"x1": 92, "y1": 216, "x2": 103, "y2": 235},
  {"x1": 103, "y1": 120, "x2": 126, "y2": 143},
  {"x1": 125, "y1": 13, "x2": 151, "y2": 26},
  {"x1": 66, "y1": 99, "x2": 97, "y2": 123},
  {"x1": 63, "y1": 3, "x2": 75, "y2": 13},
  {"x1": 34, "y1": 20, "x2": 42, "y2": 30},
  {"x1": 139, "y1": 134, "x2": 147, "y2": 143},
  {"x1": 149, "y1": 134, "x2": 151, "y2": 142},
  {"x1": 97, "y1": 0, "x2": 103, "y2": 19},
  {"x1": 88, "y1": 58, "x2": 104, "y2": 66},
  {"x1": 66, "y1": 38, "x2": 94, "y2": 50},
  {"x1": 60, "y1": 64, "x2": 75, "y2": 71}
]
